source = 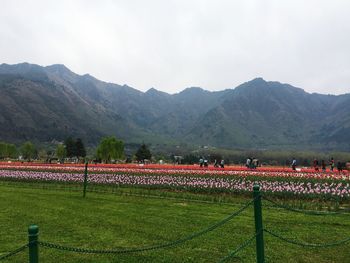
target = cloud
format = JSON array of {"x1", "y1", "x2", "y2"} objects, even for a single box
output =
[{"x1": 1, "y1": 0, "x2": 350, "y2": 94}]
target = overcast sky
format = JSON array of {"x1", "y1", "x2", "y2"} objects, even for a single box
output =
[{"x1": 1, "y1": 0, "x2": 350, "y2": 95}]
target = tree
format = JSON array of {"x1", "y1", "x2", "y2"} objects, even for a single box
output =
[
  {"x1": 96, "y1": 136, "x2": 124, "y2": 163},
  {"x1": 56, "y1": 144, "x2": 66, "y2": 162},
  {"x1": 0, "y1": 142, "x2": 7, "y2": 159},
  {"x1": 38, "y1": 149, "x2": 48, "y2": 161},
  {"x1": 135, "y1": 143, "x2": 152, "y2": 162},
  {"x1": 183, "y1": 154, "x2": 199, "y2": 165},
  {"x1": 75, "y1": 138, "x2": 86, "y2": 159},
  {"x1": 20, "y1": 141, "x2": 36, "y2": 161},
  {"x1": 0, "y1": 142, "x2": 17, "y2": 159},
  {"x1": 64, "y1": 137, "x2": 76, "y2": 158},
  {"x1": 7, "y1": 144, "x2": 17, "y2": 159}
]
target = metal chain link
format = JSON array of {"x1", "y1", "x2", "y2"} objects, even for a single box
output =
[
  {"x1": 38, "y1": 199, "x2": 254, "y2": 254},
  {"x1": 262, "y1": 196, "x2": 349, "y2": 215},
  {"x1": 264, "y1": 228, "x2": 350, "y2": 248},
  {"x1": 217, "y1": 234, "x2": 256, "y2": 263},
  {"x1": 0, "y1": 243, "x2": 28, "y2": 261}
]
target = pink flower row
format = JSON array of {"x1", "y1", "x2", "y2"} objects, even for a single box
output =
[
  {"x1": 0, "y1": 165, "x2": 349, "y2": 181},
  {"x1": 1, "y1": 169, "x2": 349, "y2": 198}
]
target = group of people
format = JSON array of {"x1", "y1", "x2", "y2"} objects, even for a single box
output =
[
  {"x1": 199, "y1": 158, "x2": 224, "y2": 168},
  {"x1": 313, "y1": 158, "x2": 345, "y2": 172},
  {"x1": 290, "y1": 157, "x2": 346, "y2": 172},
  {"x1": 246, "y1": 157, "x2": 259, "y2": 169},
  {"x1": 197, "y1": 156, "x2": 347, "y2": 171}
]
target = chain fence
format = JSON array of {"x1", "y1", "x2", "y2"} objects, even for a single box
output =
[
  {"x1": 0, "y1": 243, "x2": 28, "y2": 261},
  {"x1": 37, "y1": 198, "x2": 254, "y2": 254},
  {"x1": 264, "y1": 228, "x2": 350, "y2": 248},
  {"x1": 262, "y1": 195, "x2": 350, "y2": 215},
  {"x1": 217, "y1": 234, "x2": 257, "y2": 263}
]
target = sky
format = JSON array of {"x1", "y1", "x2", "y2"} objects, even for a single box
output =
[{"x1": 1, "y1": 0, "x2": 350, "y2": 95}]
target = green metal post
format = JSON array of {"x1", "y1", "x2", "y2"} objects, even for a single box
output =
[
  {"x1": 28, "y1": 225, "x2": 39, "y2": 263},
  {"x1": 253, "y1": 185, "x2": 265, "y2": 263},
  {"x1": 83, "y1": 162, "x2": 88, "y2": 197}
]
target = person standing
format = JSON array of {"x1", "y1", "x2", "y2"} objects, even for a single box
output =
[
  {"x1": 329, "y1": 157, "x2": 335, "y2": 172},
  {"x1": 292, "y1": 158, "x2": 297, "y2": 171},
  {"x1": 252, "y1": 158, "x2": 258, "y2": 169},
  {"x1": 199, "y1": 158, "x2": 204, "y2": 168},
  {"x1": 204, "y1": 159, "x2": 208, "y2": 167},
  {"x1": 246, "y1": 158, "x2": 251, "y2": 168},
  {"x1": 313, "y1": 159, "x2": 319, "y2": 171},
  {"x1": 321, "y1": 160, "x2": 326, "y2": 172},
  {"x1": 220, "y1": 159, "x2": 225, "y2": 168},
  {"x1": 337, "y1": 161, "x2": 343, "y2": 172}
]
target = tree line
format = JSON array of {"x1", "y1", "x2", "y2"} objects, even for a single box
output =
[
  {"x1": 0, "y1": 136, "x2": 152, "y2": 163},
  {"x1": 4, "y1": 137, "x2": 347, "y2": 166}
]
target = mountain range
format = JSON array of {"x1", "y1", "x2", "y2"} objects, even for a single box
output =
[{"x1": 0, "y1": 62, "x2": 349, "y2": 151}]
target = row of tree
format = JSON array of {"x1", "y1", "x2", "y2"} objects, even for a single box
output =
[
  {"x1": 0, "y1": 136, "x2": 152, "y2": 163},
  {"x1": 2, "y1": 138, "x2": 350, "y2": 165},
  {"x1": 1, "y1": 138, "x2": 89, "y2": 162},
  {"x1": 0, "y1": 141, "x2": 38, "y2": 161}
]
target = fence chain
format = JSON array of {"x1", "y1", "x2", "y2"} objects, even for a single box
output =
[
  {"x1": 264, "y1": 228, "x2": 350, "y2": 248},
  {"x1": 38, "y1": 199, "x2": 254, "y2": 254},
  {"x1": 262, "y1": 196, "x2": 349, "y2": 215},
  {"x1": 217, "y1": 234, "x2": 256, "y2": 263},
  {"x1": 0, "y1": 243, "x2": 28, "y2": 261}
]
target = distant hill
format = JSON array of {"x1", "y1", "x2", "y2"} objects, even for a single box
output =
[{"x1": 0, "y1": 63, "x2": 349, "y2": 150}]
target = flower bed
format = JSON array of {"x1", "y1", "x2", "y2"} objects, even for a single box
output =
[
  {"x1": 1, "y1": 169, "x2": 349, "y2": 199},
  {"x1": 0, "y1": 163, "x2": 349, "y2": 180}
]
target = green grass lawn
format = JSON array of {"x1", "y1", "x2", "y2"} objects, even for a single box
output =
[{"x1": 1, "y1": 182, "x2": 350, "y2": 262}]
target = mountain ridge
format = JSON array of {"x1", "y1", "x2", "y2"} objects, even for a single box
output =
[{"x1": 0, "y1": 62, "x2": 349, "y2": 150}]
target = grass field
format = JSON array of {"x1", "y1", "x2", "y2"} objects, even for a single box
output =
[{"x1": 1, "y1": 182, "x2": 350, "y2": 262}]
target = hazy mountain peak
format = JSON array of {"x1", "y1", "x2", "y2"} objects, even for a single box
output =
[
  {"x1": 250, "y1": 77, "x2": 266, "y2": 83},
  {"x1": 45, "y1": 64, "x2": 76, "y2": 77},
  {"x1": 82, "y1": 73, "x2": 95, "y2": 79},
  {"x1": 244, "y1": 78, "x2": 309, "y2": 94},
  {"x1": 178, "y1": 86, "x2": 208, "y2": 95},
  {"x1": 186, "y1": 86, "x2": 205, "y2": 91},
  {"x1": 145, "y1": 87, "x2": 170, "y2": 97},
  {"x1": 0, "y1": 62, "x2": 43, "y2": 74},
  {"x1": 146, "y1": 87, "x2": 159, "y2": 93},
  {"x1": 45, "y1": 64, "x2": 69, "y2": 71}
]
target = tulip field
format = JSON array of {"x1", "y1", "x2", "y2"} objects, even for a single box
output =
[{"x1": 0, "y1": 162, "x2": 349, "y2": 201}]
